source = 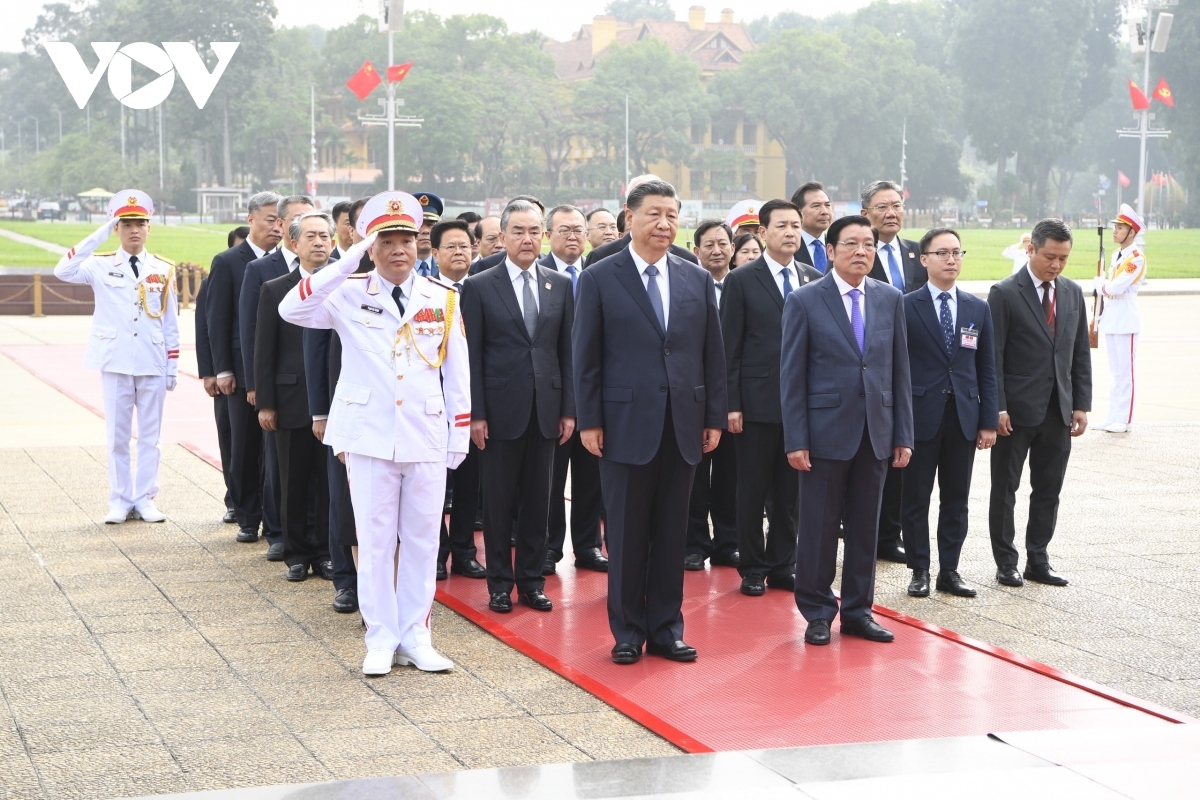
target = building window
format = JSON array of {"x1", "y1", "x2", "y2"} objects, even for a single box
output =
[
  {"x1": 711, "y1": 118, "x2": 736, "y2": 147},
  {"x1": 743, "y1": 123, "x2": 757, "y2": 147},
  {"x1": 744, "y1": 171, "x2": 757, "y2": 194}
]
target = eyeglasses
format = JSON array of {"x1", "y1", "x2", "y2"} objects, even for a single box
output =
[
  {"x1": 926, "y1": 249, "x2": 966, "y2": 260},
  {"x1": 438, "y1": 243, "x2": 472, "y2": 252},
  {"x1": 554, "y1": 227, "x2": 586, "y2": 237},
  {"x1": 869, "y1": 202, "x2": 904, "y2": 214},
  {"x1": 589, "y1": 223, "x2": 618, "y2": 232},
  {"x1": 836, "y1": 241, "x2": 877, "y2": 253}
]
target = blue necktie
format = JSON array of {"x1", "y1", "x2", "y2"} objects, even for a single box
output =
[
  {"x1": 848, "y1": 288, "x2": 864, "y2": 353},
  {"x1": 418, "y1": 260, "x2": 430, "y2": 277},
  {"x1": 938, "y1": 291, "x2": 954, "y2": 358},
  {"x1": 811, "y1": 240, "x2": 827, "y2": 273},
  {"x1": 566, "y1": 265, "x2": 578, "y2": 297},
  {"x1": 644, "y1": 264, "x2": 666, "y2": 332},
  {"x1": 886, "y1": 244, "x2": 904, "y2": 291},
  {"x1": 781, "y1": 266, "x2": 794, "y2": 298}
]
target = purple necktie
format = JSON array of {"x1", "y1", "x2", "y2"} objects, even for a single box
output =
[{"x1": 849, "y1": 288, "x2": 864, "y2": 353}]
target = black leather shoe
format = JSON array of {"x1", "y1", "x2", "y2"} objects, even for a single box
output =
[
  {"x1": 265, "y1": 542, "x2": 285, "y2": 561},
  {"x1": 488, "y1": 592, "x2": 512, "y2": 613},
  {"x1": 286, "y1": 564, "x2": 308, "y2": 582},
  {"x1": 740, "y1": 575, "x2": 766, "y2": 596},
  {"x1": 841, "y1": 614, "x2": 894, "y2": 642},
  {"x1": 683, "y1": 553, "x2": 706, "y2": 571},
  {"x1": 767, "y1": 573, "x2": 795, "y2": 591},
  {"x1": 908, "y1": 568, "x2": 930, "y2": 597},
  {"x1": 996, "y1": 565, "x2": 1024, "y2": 586},
  {"x1": 223, "y1": 508, "x2": 237, "y2": 524},
  {"x1": 435, "y1": 561, "x2": 448, "y2": 581},
  {"x1": 877, "y1": 541, "x2": 907, "y2": 563},
  {"x1": 518, "y1": 589, "x2": 553, "y2": 611},
  {"x1": 711, "y1": 550, "x2": 740, "y2": 568},
  {"x1": 646, "y1": 640, "x2": 697, "y2": 662},
  {"x1": 314, "y1": 560, "x2": 335, "y2": 581},
  {"x1": 804, "y1": 619, "x2": 831, "y2": 645},
  {"x1": 332, "y1": 588, "x2": 358, "y2": 612},
  {"x1": 1024, "y1": 564, "x2": 1069, "y2": 586},
  {"x1": 936, "y1": 570, "x2": 977, "y2": 597},
  {"x1": 611, "y1": 643, "x2": 641, "y2": 665},
  {"x1": 236, "y1": 527, "x2": 259, "y2": 543},
  {"x1": 574, "y1": 549, "x2": 609, "y2": 572},
  {"x1": 542, "y1": 554, "x2": 557, "y2": 576},
  {"x1": 451, "y1": 558, "x2": 486, "y2": 579}
]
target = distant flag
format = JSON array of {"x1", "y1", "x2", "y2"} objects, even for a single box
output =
[
  {"x1": 1152, "y1": 77, "x2": 1174, "y2": 107},
  {"x1": 387, "y1": 61, "x2": 414, "y2": 84},
  {"x1": 346, "y1": 60, "x2": 382, "y2": 101},
  {"x1": 902, "y1": 186, "x2": 910, "y2": 201},
  {"x1": 1128, "y1": 79, "x2": 1151, "y2": 111},
  {"x1": 1118, "y1": 171, "x2": 1131, "y2": 188}
]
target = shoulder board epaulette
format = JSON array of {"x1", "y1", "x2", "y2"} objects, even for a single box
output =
[
  {"x1": 1130, "y1": 249, "x2": 1141, "y2": 258},
  {"x1": 425, "y1": 275, "x2": 457, "y2": 291},
  {"x1": 150, "y1": 254, "x2": 175, "y2": 267},
  {"x1": 347, "y1": 274, "x2": 370, "y2": 280},
  {"x1": 95, "y1": 251, "x2": 117, "y2": 257}
]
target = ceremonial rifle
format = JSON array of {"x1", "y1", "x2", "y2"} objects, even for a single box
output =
[{"x1": 1088, "y1": 225, "x2": 1103, "y2": 349}]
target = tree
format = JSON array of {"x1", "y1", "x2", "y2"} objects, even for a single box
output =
[
  {"x1": 604, "y1": 0, "x2": 674, "y2": 24},
  {"x1": 1157, "y1": 0, "x2": 1200, "y2": 224}
]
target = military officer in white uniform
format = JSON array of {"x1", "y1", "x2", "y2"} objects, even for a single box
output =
[
  {"x1": 724, "y1": 199, "x2": 763, "y2": 239},
  {"x1": 1094, "y1": 204, "x2": 1147, "y2": 433},
  {"x1": 279, "y1": 191, "x2": 470, "y2": 677},
  {"x1": 54, "y1": 191, "x2": 179, "y2": 524}
]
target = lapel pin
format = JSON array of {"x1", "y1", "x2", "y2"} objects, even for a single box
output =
[
  {"x1": 908, "y1": 252, "x2": 915, "y2": 258},
  {"x1": 545, "y1": 282, "x2": 552, "y2": 290}
]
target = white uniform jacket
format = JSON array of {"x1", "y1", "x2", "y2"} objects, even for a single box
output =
[
  {"x1": 54, "y1": 223, "x2": 180, "y2": 377},
  {"x1": 278, "y1": 238, "x2": 470, "y2": 462},
  {"x1": 1096, "y1": 247, "x2": 1146, "y2": 335}
]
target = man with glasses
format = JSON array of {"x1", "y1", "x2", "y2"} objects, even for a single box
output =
[
  {"x1": 792, "y1": 182, "x2": 833, "y2": 274},
  {"x1": 586, "y1": 208, "x2": 619, "y2": 252},
  {"x1": 862, "y1": 180, "x2": 927, "y2": 565},
  {"x1": 901, "y1": 229, "x2": 997, "y2": 599}
]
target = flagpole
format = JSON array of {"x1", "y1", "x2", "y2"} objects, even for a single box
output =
[
  {"x1": 387, "y1": 31, "x2": 395, "y2": 191},
  {"x1": 1136, "y1": 3, "x2": 1152, "y2": 219}
]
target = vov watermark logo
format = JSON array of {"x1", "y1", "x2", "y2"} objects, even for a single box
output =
[{"x1": 43, "y1": 42, "x2": 240, "y2": 110}]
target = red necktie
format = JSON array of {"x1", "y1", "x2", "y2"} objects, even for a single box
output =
[{"x1": 1041, "y1": 281, "x2": 1054, "y2": 336}]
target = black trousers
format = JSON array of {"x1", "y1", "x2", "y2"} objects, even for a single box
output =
[
  {"x1": 225, "y1": 386, "x2": 263, "y2": 530},
  {"x1": 877, "y1": 465, "x2": 903, "y2": 549},
  {"x1": 326, "y1": 447, "x2": 356, "y2": 590},
  {"x1": 276, "y1": 426, "x2": 329, "y2": 568},
  {"x1": 599, "y1": 404, "x2": 695, "y2": 648},
  {"x1": 440, "y1": 443, "x2": 481, "y2": 564},
  {"x1": 901, "y1": 396, "x2": 976, "y2": 571},
  {"x1": 795, "y1": 425, "x2": 887, "y2": 623},
  {"x1": 261, "y1": 430, "x2": 283, "y2": 543},
  {"x1": 686, "y1": 432, "x2": 737, "y2": 558},
  {"x1": 479, "y1": 407, "x2": 555, "y2": 595},
  {"x1": 547, "y1": 431, "x2": 603, "y2": 562},
  {"x1": 989, "y1": 398, "x2": 1071, "y2": 568},
  {"x1": 213, "y1": 393, "x2": 233, "y2": 510},
  {"x1": 734, "y1": 422, "x2": 797, "y2": 579}
]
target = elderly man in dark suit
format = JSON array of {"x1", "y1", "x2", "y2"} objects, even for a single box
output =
[
  {"x1": 583, "y1": 175, "x2": 699, "y2": 268},
  {"x1": 469, "y1": 196, "x2": 546, "y2": 276},
  {"x1": 205, "y1": 190, "x2": 282, "y2": 545},
  {"x1": 574, "y1": 179, "x2": 727, "y2": 665},
  {"x1": 901, "y1": 229, "x2": 998, "y2": 599},
  {"x1": 722, "y1": 199, "x2": 821, "y2": 597},
  {"x1": 988, "y1": 218, "x2": 1091, "y2": 588},
  {"x1": 462, "y1": 200, "x2": 576, "y2": 614},
  {"x1": 781, "y1": 214, "x2": 914, "y2": 646}
]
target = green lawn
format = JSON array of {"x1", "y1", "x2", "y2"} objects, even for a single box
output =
[{"x1": 0, "y1": 221, "x2": 233, "y2": 269}]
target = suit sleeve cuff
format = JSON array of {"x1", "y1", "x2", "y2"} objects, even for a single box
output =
[
  {"x1": 312, "y1": 415, "x2": 328, "y2": 421},
  {"x1": 217, "y1": 371, "x2": 233, "y2": 379}
]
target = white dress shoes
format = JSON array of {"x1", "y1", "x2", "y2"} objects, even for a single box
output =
[
  {"x1": 394, "y1": 645, "x2": 454, "y2": 672},
  {"x1": 362, "y1": 649, "x2": 394, "y2": 676},
  {"x1": 1099, "y1": 422, "x2": 1129, "y2": 433},
  {"x1": 132, "y1": 502, "x2": 167, "y2": 523},
  {"x1": 104, "y1": 505, "x2": 131, "y2": 524}
]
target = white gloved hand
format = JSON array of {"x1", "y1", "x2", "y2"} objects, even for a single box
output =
[
  {"x1": 166, "y1": 376, "x2": 178, "y2": 391},
  {"x1": 446, "y1": 451, "x2": 466, "y2": 470},
  {"x1": 1092, "y1": 276, "x2": 1106, "y2": 294}
]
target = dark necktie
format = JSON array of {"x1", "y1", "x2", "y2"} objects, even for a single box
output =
[
  {"x1": 453, "y1": 282, "x2": 462, "y2": 292},
  {"x1": 129, "y1": 255, "x2": 139, "y2": 278},
  {"x1": 1041, "y1": 281, "x2": 1055, "y2": 336},
  {"x1": 391, "y1": 285, "x2": 405, "y2": 316},
  {"x1": 886, "y1": 244, "x2": 904, "y2": 291},
  {"x1": 714, "y1": 280, "x2": 723, "y2": 290},
  {"x1": 520, "y1": 271, "x2": 538, "y2": 338},
  {"x1": 644, "y1": 264, "x2": 666, "y2": 332},
  {"x1": 812, "y1": 240, "x2": 827, "y2": 272},
  {"x1": 566, "y1": 265, "x2": 578, "y2": 297},
  {"x1": 781, "y1": 266, "x2": 794, "y2": 298},
  {"x1": 938, "y1": 291, "x2": 954, "y2": 358}
]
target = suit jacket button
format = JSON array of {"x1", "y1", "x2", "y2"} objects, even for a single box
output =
[
  {"x1": 948, "y1": 367, "x2": 953, "y2": 372},
  {"x1": 862, "y1": 364, "x2": 866, "y2": 370},
  {"x1": 664, "y1": 348, "x2": 670, "y2": 355},
  {"x1": 396, "y1": 400, "x2": 403, "y2": 406},
  {"x1": 659, "y1": 385, "x2": 667, "y2": 392},
  {"x1": 860, "y1": 392, "x2": 865, "y2": 397}
]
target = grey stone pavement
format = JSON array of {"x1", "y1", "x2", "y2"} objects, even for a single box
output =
[{"x1": 0, "y1": 294, "x2": 1198, "y2": 799}]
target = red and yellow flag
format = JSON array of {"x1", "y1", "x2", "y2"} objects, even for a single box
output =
[
  {"x1": 387, "y1": 62, "x2": 414, "y2": 84},
  {"x1": 1128, "y1": 80, "x2": 1151, "y2": 111},
  {"x1": 1152, "y1": 77, "x2": 1174, "y2": 107},
  {"x1": 346, "y1": 60, "x2": 381, "y2": 101}
]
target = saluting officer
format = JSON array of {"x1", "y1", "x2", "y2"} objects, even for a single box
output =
[
  {"x1": 54, "y1": 191, "x2": 179, "y2": 524},
  {"x1": 724, "y1": 199, "x2": 763, "y2": 239},
  {"x1": 1095, "y1": 204, "x2": 1147, "y2": 433},
  {"x1": 279, "y1": 191, "x2": 470, "y2": 677}
]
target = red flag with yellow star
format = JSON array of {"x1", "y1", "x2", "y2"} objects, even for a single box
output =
[
  {"x1": 1152, "y1": 77, "x2": 1174, "y2": 107},
  {"x1": 387, "y1": 62, "x2": 414, "y2": 84},
  {"x1": 1128, "y1": 80, "x2": 1151, "y2": 111},
  {"x1": 346, "y1": 60, "x2": 381, "y2": 101}
]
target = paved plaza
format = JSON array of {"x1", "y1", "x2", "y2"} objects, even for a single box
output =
[{"x1": 0, "y1": 294, "x2": 1198, "y2": 798}]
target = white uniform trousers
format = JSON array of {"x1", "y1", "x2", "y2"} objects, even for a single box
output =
[
  {"x1": 101, "y1": 371, "x2": 166, "y2": 509},
  {"x1": 345, "y1": 453, "x2": 445, "y2": 652},
  {"x1": 1103, "y1": 333, "x2": 1137, "y2": 427}
]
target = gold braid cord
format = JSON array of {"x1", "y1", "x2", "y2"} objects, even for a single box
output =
[
  {"x1": 137, "y1": 265, "x2": 175, "y2": 320},
  {"x1": 397, "y1": 290, "x2": 456, "y2": 369}
]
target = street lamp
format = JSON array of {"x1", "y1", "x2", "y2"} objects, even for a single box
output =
[
  {"x1": 1120, "y1": 1, "x2": 1175, "y2": 219},
  {"x1": 26, "y1": 116, "x2": 39, "y2": 157},
  {"x1": 56, "y1": 110, "x2": 63, "y2": 144}
]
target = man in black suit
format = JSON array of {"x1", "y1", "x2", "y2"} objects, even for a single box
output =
[
  {"x1": 781, "y1": 215, "x2": 914, "y2": 646},
  {"x1": 330, "y1": 200, "x2": 352, "y2": 260},
  {"x1": 240, "y1": 195, "x2": 314, "y2": 560},
  {"x1": 469, "y1": 196, "x2": 545, "y2": 276},
  {"x1": 901, "y1": 229, "x2": 998, "y2": 599},
  {"x1": 462, "y1": 200, "x2": 576, "y2": 614},
  {"x1": 539, "y1": 205, "x2": 607, "y2": 575},
  {"x1": 583, "y1": 175, "x2": 699, "y2": 268},
  {"x1": 194, "y1": 277, "x2": 235, "y2": 523},
  {"x1": 722, "y1": 200, "x2": 822, "y2": 597},
  {"x1": 862, "y1": 179, "x2": 927, "y2": 564},
  {"x1": 205, "y1": 190, "x2": 282, "y2": 544},
  {"x1": 686, "y1": 220, "x2": 738, "y2": 571},
  {"x1": 792, "y1": 181, "x2": 833, "y2": 273},
  {"x1": 988, "y1": 218, "x2": 1091, "y2": 587},
  {"x1": 573, "y1": 179, "x2": 727, "y2": 665}
]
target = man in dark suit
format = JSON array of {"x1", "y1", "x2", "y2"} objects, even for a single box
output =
[
  {"x1": 330, "y1": 200, "x2": 352, "y2": 260},
  {"x1": 574, "y1": 179, "x2": 727, "y2": 665},
  {"x1": 583, "y1": 175, "x2": 699, "y2": 268},
  {"x1": 901, "y1": 229, "x2": 998, "y2": 599},
  {"x1": 205, "y1": 190, "x2": 282, "y2": 544},
  {"x1": 988, "y1": 218, "x2": 1091, "y2": 587},
  {"x1": 722, "y1": 199, "x2": 822, "y2": 597},
  {"x1": 469, "y1": 196, "x2": 545, "y2": 276},
  {"x1": 240, "y1": 195, "x2": 314, "y2": 560},
  {"x1": 686, "y1": 220, "x2": 738, "y2": 571},
  {"x1": 256, "y1": 212, "x2": 333, "y2": 582},
  {"x1": 463, "y1": 200, "x2": 576, "y2": 614},
  {"x1": 791, "y1": 181, "x2": 832, "y2": 273},
  {"x1": 539, "y1": 205, "x2": 607, "y2": 575},
  {"x1": 194, "y1": 276, "x2": 235, "y2": 523},
  {"x1": 781, "y1": 215, "x2": 913, "y2": 646},
  {"x1": 862, "y1": 179, "x2": 927, "y2": 564}
]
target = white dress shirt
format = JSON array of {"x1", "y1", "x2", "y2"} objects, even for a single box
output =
[
  {"x1": 281, "y1": 244, "x2": 299, "y2": 272},
  {"x1": 829, "y1": 269, "x2": 867, "y2": 326},
  {"x1": 927, "y1": 282, "x2": 958, "y2": 329},
  {"x1": 550, "y1": 252, "x2": 583, "y2": 274},
  {"x1": 876, "y1": 239, "x2": 904, "y2": 289},
  {"x1": 629, "y1": 247, "x2": 670, "y2": 329},
  {"x1": 377, "y1": 272, "x2": 416, "y2": 315},
  {"x1": 712, "y1": 276, "x2": 727, "y2": 306},
  {"x1": 1027, "y1": 265, "x2": 1055, "y2": 306},
  {"x1": 247, "y1": 240, "x2": 267, "y2": 260},
  {"x1": 506, "y1": 257, "x2": 540, "y2": 316},
  {"x1": 764, "y1": 253, "x2": 797, "y2": 298}
]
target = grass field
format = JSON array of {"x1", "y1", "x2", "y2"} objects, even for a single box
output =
[{"x1": 1, "y1": 219, "x2": 1195, "y2": 281}]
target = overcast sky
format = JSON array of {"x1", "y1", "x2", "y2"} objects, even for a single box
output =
[{"x1": 2, "y1": 0, "x2": 875, "y2": 52}]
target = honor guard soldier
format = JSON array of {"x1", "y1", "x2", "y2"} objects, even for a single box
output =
[
  {"x1": 279, "y1": 191, "x2": 470, "y2": 677},
  {"x1": 414, "y1": 191, "x2": 444, "y2": 278},
  {"x1": 724, "y1": 199, "x2": 763, "y2": 239},
  {"x1": 1094, "y1": 204, "x2": 1146, "y2": 433},
  {"x1": 55, "y1": 191, "x2": 179, "y2": 523}
]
